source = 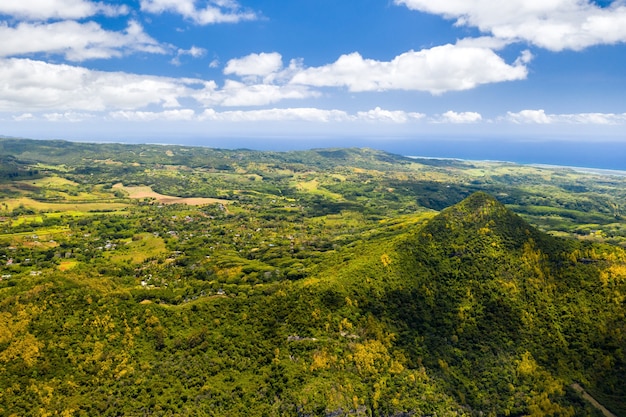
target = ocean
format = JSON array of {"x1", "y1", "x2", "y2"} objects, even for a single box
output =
[
  {"x1": 387, "y1": 138, "x2": 626, "y2": 172},
  {"x1": 179, "y1": 136, "x2": 626, "y2": 172}
]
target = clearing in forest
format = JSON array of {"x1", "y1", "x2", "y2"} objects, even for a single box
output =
[{"x1": 112, "y1": 184, "x2": 230, "y2": 206}]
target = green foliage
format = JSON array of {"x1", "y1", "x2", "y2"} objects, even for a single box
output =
[{"x1": 1, "y1": 138, "x2": 625, "y2": 416}]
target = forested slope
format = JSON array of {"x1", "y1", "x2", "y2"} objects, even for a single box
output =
[{"x1": 1, "y1": 191, "x2": 624, "y2": 416}]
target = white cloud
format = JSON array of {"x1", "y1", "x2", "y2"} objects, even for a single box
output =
[
  {"x1": 193, "y1": 79, "x2": 318, "y2": 107},
  {"x1": 109, "y1": 109, "x2": 196, "y2": 121},
  {"x1": 507, "y1": 109, "x2": 626, "y2": 124},
  {"x1": 436, "y1": 111, "x2": 483, "y2": 123},
  {"x1": 454, "y1": 36, "x2": 512, "y2": 50},
  {"x1": 0, "y1": 0, "x2": 127, "y2": 20},
  {"x1": 290, "y1": 44, "x2": 530, "y2": 94},
  {"x1": 140, "y1": 0, "x2": 257, "y2": 24},
  {"x1": 12, "y1": 113, "x2": 34, "y2": 121},
  {"x1": 0, "y1": 20, "x2": 165, "y2": 61},
  {"x1": 0, "y1": 58, "x2": 319, "y2": 112},
  {"x1": 356, "y1": 107, "x2": 425, "y2": 123},
  {"x1": 396, "y1": 0, "x2": 626, "y2": 51},
  {"x1": 564, "y1": 112, "x2": 626, "y2": 124},
  {"x1": 507, "y1": 109, "x2": 553, "y2": 124},
  {"x1": 103, "y1": 107, "x2": 428, "y2": 123},
  {"x1": 7, "y1": 105, "x2": 626, "y2": 131},
  {"x1": 171, "y1": 46, "x2": 207, "y2": 65},
  {"x1": 0, "y1": 58, "x2": 191, "y2": 111},
  {"x1": 200, "y1": 108, "x2": 350, "y2": 122},
  {"x1": 224, "y1": 52, "x2": 283, "y2": 77},
  {"x1": 102, "y1": 107, "x2": 427, "y2": 123},
  {"x1": 43, "y1": 111, "x2": 94, "y2": 122},
  {"x1": 199, "y1": 107, "x2": 427, "y2": 123},
  {"x1": 106, "y1": 107, "x2": 423, "y2": 123},
  {"x1": 186, "y1": 46, "x2": 206, "y2": 58}
]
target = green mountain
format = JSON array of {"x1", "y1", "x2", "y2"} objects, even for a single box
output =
[
  {"x1": 383, "y1": 192, "x2": 626, "y2": 415},
  {"x1": 1, "y1": 191, "x2": 624, "y2": 416}
]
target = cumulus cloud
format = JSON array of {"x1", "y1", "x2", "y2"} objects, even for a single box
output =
[
  {"x1": 184, "y1": 107, "x2": 425, "y2": 123},
  {"x1": 507, "y1": 109, "x2": 553, "y2": 124},
  {"x1": 100, "y1": 107, "x2": 430, "y2": 123},
  {"x1": 193, "y1": 79, "x2": 318, "y2": 107},
  {"x1": 0, "y1": 58, "x2": 190, "y2": 111},
  {"x1": 565, "y1": 112, "x2": 626, "y2": 124},
  {"x1": 12, "y1": 113, "x2": 35, "y2": 121},
  {"x1": 200, "y1": 108, "x2": 350, "y2": 122},
  {"x1": 100, "y1": 107, "x2": 429, "y2": 123},
  {"x1": 109, "y1": 109, "x2": 196, "y2": 121},
  {"x1": 105, "y1": 107, "x2": 425, "y2": 123},
  {"x1": 43, "y1": 111, "x2": 94, "y2": 122},
  {"x1": 224, "y1": 52, "x2": 283, "y2": 77},
  {"x1": 0, "y1": 0, "x2": 127, "y2": 20},
  {"x1": 183, "y1": 46, "x2": 206, "y2": 58},
  {"x1": 290, "y1": 44, "x2": 530, "y2": 94},
  {"x1": 171, "y1": 46, "x2": 206, "y2": 65},
  {"x1": 436, "y1": 111, "x2": 483, "y2": 123},
  {"x1": 140, "y1": 0, "x2": 257, "y2": 24},
  {"x1": 507, "y1": 109, "x2": 626, "y2": 124},
  {"x1": 395, "y1": 0, "x2": 626, "y2": 51},
  {"x1": 356, "y1": 107, "x2": 425, "y2": 123},
  {"x1": 199, "y1": 107, "x2": 424, "y2": 123},
  {"x1": 0, "y1": 20, "x2": 165, "y2": 61},
  {"x1": 0, "y1": 57, "x2": 318, "y2": 112}
]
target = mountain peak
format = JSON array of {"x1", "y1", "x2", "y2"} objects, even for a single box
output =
[
  {"x1": 413, "y1": 192, "x2": 543, "y2": 251},
  {"x1": 451, "y1": 191, "x2": 504, "y2": 215},
  {"x1": 432, "y1": 191, "x2": 513, "y2": 228}
]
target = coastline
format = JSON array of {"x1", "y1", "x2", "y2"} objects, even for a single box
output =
[{"x1": 406, "y1": 155, "x2": 626, "y2": 177}]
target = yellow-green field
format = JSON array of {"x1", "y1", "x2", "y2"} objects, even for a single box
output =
[
  {"x1": 113, "y1": 184, "x2": 231, "y2": 206},
  {"x1": 2, "y1": 197, "x2": 129, "y2": 213},
  {"x1": 105, "y1": 232, "x2": 168, "y2": 264},
  {"x1": 16, "y1": 176, "x2": 79, "y2": 188},
  {"x1": 0, "y1": 226, "x2": 70, "y2": 244},
  {"x1": 293, "y1": 178, "x2": 343, "y2": 200}
]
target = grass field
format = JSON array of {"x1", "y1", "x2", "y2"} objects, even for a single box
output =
[
  {"x1": 0, "y1": 226, "x2": 70, "y2": 243},
  {"x1": 16, "y1": 176, "x2": 79, "y2": 188},
  {"x1": 105, "y1": 232, "x2": 168, "y2": 264},
  {"x1": 294, "y1": 178, "x2": 344, "y2": 200},
  {"x1": 113, "y1": 184, "x2": 231, "y2": 206},
  {"x1": 3, "y1": 197, "x2": 129, "y2": 213}
]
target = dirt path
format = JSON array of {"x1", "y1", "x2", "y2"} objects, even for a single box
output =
[{"x1": 571, "y1": 383, "x2": 617, "y2": 417}]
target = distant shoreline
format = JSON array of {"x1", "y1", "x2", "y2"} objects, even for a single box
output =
[
  {"x1": 406, "y1": 155, "x2": 626, "y2": 177},
  {"x1": 531, "y1": 164, "x2": 626, "y2": 177},
  {"x1": 2, "y1": 135, "x2": 624, "y2": 175}
]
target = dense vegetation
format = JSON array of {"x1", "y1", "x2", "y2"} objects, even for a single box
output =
[{"x1": 0, "y1": 138, "x2": 625, "y2": 416}]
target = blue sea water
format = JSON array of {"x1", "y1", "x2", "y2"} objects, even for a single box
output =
[
  {"x1": 179, "y1": 136, "x2": 626, "y2": 172},
  {"x1": 387, "y1": 138, "x2": 626, "y2": 172}
]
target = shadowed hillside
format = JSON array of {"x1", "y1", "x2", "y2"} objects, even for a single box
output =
[{"x1": 367, "y1": 192, "x2": 626, "y2": 416}]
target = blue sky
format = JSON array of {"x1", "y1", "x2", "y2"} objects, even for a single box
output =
[{"x1": 1, "y1": 0, "x2": 626, "y2": 155}]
